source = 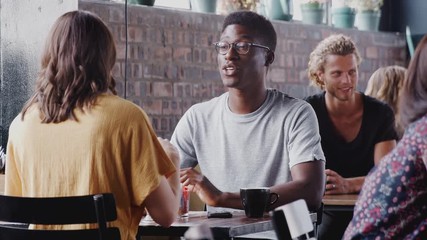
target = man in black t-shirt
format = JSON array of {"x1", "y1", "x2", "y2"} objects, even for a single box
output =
[{"x1": 305, "y1": 34, "x2": 398, "y2": 240}]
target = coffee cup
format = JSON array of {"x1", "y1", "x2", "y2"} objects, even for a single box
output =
[{"x1": 240, "y1": 187, "x2": 279, "y2": 218}]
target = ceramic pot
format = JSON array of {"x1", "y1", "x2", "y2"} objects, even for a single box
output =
[
  {"x1": 300, "y1": 3, "x2": 325, "y2": 25},
  {"x1": 129, "y1": 0, "x2": 155, "y2": 6},
  {"x1": 332, "y1": 7, "x2": 356, "y2": 29},
  {"x1": 189, "y1": 0, "x2": 217, "y2": 13},
  {"x1": 217, "y1": 0, "x2": 257, "y2": 15},
  {"x1": 355, "y1": 10, "x2": 381, "y2": 31},
  {"x1": 263, "y1": 0, "x2": 293, "y2": 21}
]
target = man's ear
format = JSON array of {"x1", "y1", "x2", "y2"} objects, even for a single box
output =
[
  {"x1": 316, "y1": 71, "x2": 325, "y2": 86},
  {"x1": 264, "y1": 51, "x2": 275, "y2": 66}
]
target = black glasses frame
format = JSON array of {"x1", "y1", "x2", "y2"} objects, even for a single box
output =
[{"x1": 213, "y1": 41, "x2": 271, "y2": 55}]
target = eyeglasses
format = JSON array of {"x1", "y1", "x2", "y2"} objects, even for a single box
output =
[{"x1": 213, "y1": 41, "x2": 271, "y2": 55}]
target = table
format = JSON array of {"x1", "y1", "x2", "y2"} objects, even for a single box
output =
[
  {"x1": 137, "y1": 211, "x2": 273, "y2": 239},
  {"x1": 322, "y1": 194, "x2": 359, "y2": 212},
  {"x1": 0, "y1": 174, "x2": 4, "y2": 194}
]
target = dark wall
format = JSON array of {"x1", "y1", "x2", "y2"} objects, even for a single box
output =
[{"x1": 381, "y1": 0, "x2": 427, "y2": 35}]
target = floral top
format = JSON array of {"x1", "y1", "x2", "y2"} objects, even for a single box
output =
[{"x1": 344, "y1": 115, "x2": 427, "y2": 240}]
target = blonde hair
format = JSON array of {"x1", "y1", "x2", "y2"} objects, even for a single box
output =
[
  {"x1": 307, "y1": 34, "x2": 362, "y2": 90},
  {"x1": 365, "y1": 65, "x2": 407, "y2": 139},
  {"x1": 365, "y1": 65, "x2": 406, "y2": 113}
]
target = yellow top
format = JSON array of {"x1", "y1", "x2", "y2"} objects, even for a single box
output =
[{"x1": 5, "y1": 94, "x2": 175, "y2": 240}]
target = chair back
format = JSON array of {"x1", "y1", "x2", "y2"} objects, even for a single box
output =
[
  {"x1": 406, "y1": 26, "x2": 426, "y2": 58},
  {"x1": 272, "y1": 199, "x2": 319, "y2": 240},
  {"x1": 0, "y1": 193, "x2": 121, "y2": 240}
]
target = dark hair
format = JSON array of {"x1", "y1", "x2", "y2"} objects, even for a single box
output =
[
  {"x1": 399, "y1": 35, "x2": 427, "y2": 127},
  {"x1": 222, "y1": 11, "x2": 277, "y2": 52},
  {"x1": 21, "y1": 10, "x2": 117, "y2": 123}
]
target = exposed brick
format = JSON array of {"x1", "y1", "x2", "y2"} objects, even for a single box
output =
[
  {"x1": 366, "y1": 47, "x2": 378, "y2": 59},
  {"x1": 109, "y1": 6, "x2": 124, "y2": 23},
  {"x1": 126, "y1": 62, "x2": 141, "y2": 79},
  {"x1": 162, "y1": 100, "x2": 182, "y2": 115},
  {"x1": 173, "y1": 47, "x2": 193, "y2": 62},
  {"x1": 141, "y1": 99, "x2": 163, "y2": 115},
  {"x1": 160, "y1": 117, "x2": 169, "y2": 131},
  {"x1": 127, "y1": 26, "x2": 144, "y2": 43},
  {"x1": 152, "y1": 82, "x2": 173, "y2": 97},
  {"x1": 133, "y1": 81, "x2": 149, "y2": 97},
  {"x1": 193, "y1": 83, "x2": 212, "y2": 98},
  {"x1": 79, "y1": 1, "x2": 407, "y2": 137},
  {"x1": 181, "y1": 66, "x2": 203, "y2": 81},
  {"x1": 212, "y1": 83, "x2": 227, "y2": 96},
  {"x1": 125, "y1": 79, "x2": 136, "y2": 97},
  {"x1": 270, "y1": 68, "x2": 286, "y2": 83},
  {"x1": 115, "y1": 81, "x2": 125, "y2": 98},
  {"x1": 174, "y1": 83, "x2": 193, "y2": 98},
  {"x1": 173, "y1": 30, "x2": 195, "y2": 45},
  {"x1": 285, "y1": 55, "x2": 294, "y2": 68},
  {"x1": 203, "y1": 68, "x2": 220, "y2": 81}
]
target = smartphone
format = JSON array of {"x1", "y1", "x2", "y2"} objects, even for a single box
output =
[{"x1": 207, "y1": 211, "x2": 233, "y2": 218}]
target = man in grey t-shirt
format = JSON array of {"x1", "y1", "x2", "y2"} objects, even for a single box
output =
[{"x1": 171, "y1": 11, "x2": 325, "y2": 212}]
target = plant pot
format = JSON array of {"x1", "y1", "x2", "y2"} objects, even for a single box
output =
[
  {"x1": 263, "y1": 0, "x2": 293, "y2": 21},
  {"x1": 331, "y1": 7, "x2": 356, "y2": 29},
  {"x1": 128, "y1": 0, "x2": 155, "y2": 6},
  {"x1": 355, "y1": 10, "x2": 381, "y2": 31},
  {"x1": 300, "y1": 3, "x2": 325, "y2": 25},
  {"x1": 217, "y1": 0, "x2": 257, "y2": 15},
  {"x1": 189, "y1": 0, "x2": 217, "y2": 13}
]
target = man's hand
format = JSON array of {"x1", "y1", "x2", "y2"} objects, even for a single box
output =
[
  {"x1": 325, "y1": 169, "x2": 365, "y2": 194},
  {"x1": 180, "y1": 167, "x2": 223, "y2": 207},
  {"x1": 325, "y1": 169, "x2": 352, "y2": 194}
]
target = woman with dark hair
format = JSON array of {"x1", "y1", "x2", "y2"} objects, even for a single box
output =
[
  {"x1": 5, "y1": 10, "x2": 180, "y2": 240},
  {"x1": 344, "y1": 35, "x2": 427, "y2": 239}
]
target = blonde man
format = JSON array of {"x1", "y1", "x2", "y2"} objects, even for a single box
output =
[{"x1": 305, "y1": 34, "x2": 398, "y2": 240}]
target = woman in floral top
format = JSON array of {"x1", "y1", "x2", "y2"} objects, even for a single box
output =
[{"x1": 343, "y1": 35, "x2": 427, "y2": 239}]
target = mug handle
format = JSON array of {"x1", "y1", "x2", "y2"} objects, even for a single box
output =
[
  {"x1": 241, "y1": 197, "x2": 246, "y2": 207},
  {"x1": 269, "y1": 192, "x2": 279, "y2": 205}
]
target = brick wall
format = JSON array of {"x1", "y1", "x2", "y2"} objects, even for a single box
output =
[{"x1": 79, "y1": 0, "x2": 407, "y2": 138}]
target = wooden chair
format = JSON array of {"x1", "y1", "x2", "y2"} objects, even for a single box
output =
[{"x1": 0, "y1": 193, "x2": 121, "y2": 240}]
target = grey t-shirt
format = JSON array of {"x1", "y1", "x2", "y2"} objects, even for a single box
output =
[{"x1": 171, "y1": 89, "x2": 325, "y2": 211}]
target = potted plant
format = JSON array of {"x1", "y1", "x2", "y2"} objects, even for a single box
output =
[
  {"x1": 263, "y1": 0, "x2": 293, "y2": 21},
  {"x1": 189, "y1": 0, "x2": 218, "y2": 13},
  {"x1": 349, "y1": 0, "x2": 383, "y2": 31},
  {"x1": 331, "y1": 0, "x2": 356, "y2": 28},
  {"x1": 217, "y1": 0, "x2": 258, "y2": 15},
  {"x1": 299, "y1": 0, "x2": 328, "y2": 25},
  {"x1": 128, "y1": 0, "x2": 155, "y2": 6}
]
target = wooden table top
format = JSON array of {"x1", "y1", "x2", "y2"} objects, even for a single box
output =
[
  {"x1": 138, "y1": 211, "x2": 273, "y2": 239},
  {"x1": 0, "y1": 174, "x2": 4, "y2": 194},
  {"x1": 322, "y1": 194, "x2": 359, "y2": 206},
  {"x1": 322, "y1": 194, "x2": 359, "y2": 212}
]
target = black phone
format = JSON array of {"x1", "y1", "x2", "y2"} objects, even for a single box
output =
[{"x1": 207, "y1": 211, "x2": 233, "y2": 218}]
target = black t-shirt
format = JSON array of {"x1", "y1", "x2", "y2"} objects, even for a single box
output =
[{"x1": 305, "y1": 92, "x2": 398, "y2": 178}]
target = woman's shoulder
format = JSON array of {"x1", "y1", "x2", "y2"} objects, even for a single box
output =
[{"x1": 96, "y1": 94, "x2": 149, "y2": 121}]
